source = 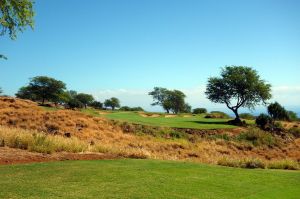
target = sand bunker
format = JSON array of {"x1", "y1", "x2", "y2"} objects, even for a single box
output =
[
  {"x1": 165, "y1": 115, "x2": 177, "y2": 118},
  {"x1": 140, "y1": 113, "x2": 160, "y2": 118}
]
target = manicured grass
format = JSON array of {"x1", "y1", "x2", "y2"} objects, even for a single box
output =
[
  {"x1": 102, "y1": 111, "x2": 236, "y2": 129},
  {"x1": 0, "y1": 159, "x2": 299, "y2": 199}
]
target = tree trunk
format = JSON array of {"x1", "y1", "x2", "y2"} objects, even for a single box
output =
[
  {"x1": 42, "y1": 98, "x2": 45, "y2": 105},
  {"x1": 232, "y1": 109, "x2": 241, "y2": 122}
]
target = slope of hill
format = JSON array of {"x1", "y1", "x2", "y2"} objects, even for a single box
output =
[{"x1": 0, "y1": 97, "x2": 299, "y2": 168}]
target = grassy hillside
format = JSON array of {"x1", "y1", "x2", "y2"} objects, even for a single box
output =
[
  {"x1": 99, "y1": 111, "x2": 237, "y2": 129},
  {"x1": 1, "y1": 159, "x2": 299, "y2": 199}
]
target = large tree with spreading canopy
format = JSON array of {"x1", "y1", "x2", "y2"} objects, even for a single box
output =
[{"x1": 205, "y1": 66, "x2": 271, "y2": 123}]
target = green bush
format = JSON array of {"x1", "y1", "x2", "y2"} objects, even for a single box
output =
[
  {"x1": 236, "y1": 128, "x2": 277, "y2": 147},
  {"x1": 255, "y1": 114, "x2": 272, "y2": 129},
  {"x1": 192, "y1": 108, "x2": 207, "y2": 114}
]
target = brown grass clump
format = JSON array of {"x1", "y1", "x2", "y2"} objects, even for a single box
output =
[{"x1": 0, "y1": 97, "x2": 120, "y2": 140}]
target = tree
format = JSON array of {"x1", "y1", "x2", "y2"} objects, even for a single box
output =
[
  {"x1": 205, "y1": 66, "x2": 271, "y2": 123},
  {"x1": 287, "y1": 111, "x2": 298, "y2": 121},
  {"x1": 1, "y1": 0, "x2": 34, "y2": 59},
  {"x1": 0, "y1": 87, "x2": 2, "y2": 95},
  {"x1": 15, "y1": 86, "x2": 36, "y2": 100},
  {"x1": 183, "y1": 103, "x2": 192, "y2": 113},
  {"x1": 16, "y1": 76, "x2": 66, "y2": 104},
  {"x1": 167, "y1": 90, "x2": 186, "y2": 114},
  {"x1": 119, "y1": 106, "x2": 144, "y2": 111},
  {"x1": 75, "y1": 93, "x2": 94, "y2": 108},
  {"x1": 267, "y1": 102, "x2": 289, "y2": 121},
  {"x1": 149, "y1": 87, "x2": 187, "y2": 114},
  {"x1": 67, "y1": 98, "x2": 84, "y2": 109},
  {"x1": 90, "y1": 101, "x2": 103, "y2": 109},
  {"x1": 149, "y1": 87, "x2": 171, "y2": 113},
  {"x1": 104, "y1": 97, "x2": 120, "y2": 110},
  {"x1": 193, "y1": 108, "x2": 207, "y2": 114}
]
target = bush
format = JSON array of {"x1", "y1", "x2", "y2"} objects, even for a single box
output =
[
  {"x1": 0, "y1": 126, "x2": 88, "y2": 154},
  {"x1": 268, "y1": 102, "x2": 289, "y2": 121},
  {"x1": 288, "y1": 127, "x2": 300, "y2": 138},
  {"x1": 239, "y1": 113, "x2": 255, "y2": 120},
  {"x1": 192, "y1": 108, "x2": 207, "y2": 114},
  {"x1": 217, "y1": 158, "x2": 265, "y2": 169},
  {"x1": 255, "y1": 114, "x2": 272, "y2": 129},
  {"x1": 268, "y1": 160, "x2": 299, "y2": 170},
  {"x1": 236, "y1": 128, "x2": 277, "y2": 147}
]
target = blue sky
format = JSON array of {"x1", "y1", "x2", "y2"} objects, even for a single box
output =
[{"x1": 1, "y1": 0, "x2": 300, "y2": 113}]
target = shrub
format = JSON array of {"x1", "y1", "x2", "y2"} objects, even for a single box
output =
[
  {"x1": 236, "y1": 128, "x2": 277, "y2": 147},
  {"x1": 242, "y1": 159, "x2": 265, "y2": 169},
  {"x1": 268, "y1": 160, "x2": 299, "y2": 170},
  {"x1": 239, "y1": 113, "x2": 255, "y2": 120},
  {"x1": 217, "y1": 157, "x2": 265, "y2": 169},
  {"x1": 255, "y1": 113, "x2": 272, "y2": 129},
  {"x1": 0, "y1": 126, "x2": 88, "y2": 154},
  {"x1": 267, "y1": 102, "x2": 289, "y2": 121},
  {"x1": 288, "y1": 127, "x2": 300, "y2": 138},
  {"x1": 192, "y1": 108, "x2": 207, "y2": 114}
]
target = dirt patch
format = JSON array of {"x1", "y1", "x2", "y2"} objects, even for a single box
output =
[
  {"x1": 139, "y1": 113, "x2": 160, "y2": 118},
  {"x1": 0, "y1": 147, "x2": 118, "y2": 165}
]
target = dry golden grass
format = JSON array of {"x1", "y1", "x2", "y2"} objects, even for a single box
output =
[{"x1": 0, "y1": 97, "x2": 300, "y2": 168}]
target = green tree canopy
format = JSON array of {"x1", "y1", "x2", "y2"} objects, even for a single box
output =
[
  {"x1": 15, "y1": 86, "x2": 36, "y2": 100},
  {"x1": 16, "y1": 76, "x2": 66, "y2": 104},
  {"x1": 267, "y1": 102, "x2": 289, "y2": 121},
  {"x1": 149, "y1": 87, "x2": 187, "y2": 114},
  {"x1": 1, "y1": 0, "x2": 34, "y2": 59},
  {"x1": 193, "y1": 108, "x2": 207, "y2": 114},
  {"x1": 205, "y1": 66, "x2": 271, "y2": 123},
  {"x1": 75, "y1": 93, "x2": 94, "y2": 108},
  {"x1": 104, "y1": 97, "x2": 120, "y2": 110}
]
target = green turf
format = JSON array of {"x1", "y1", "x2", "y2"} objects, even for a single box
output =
[
  {"x1": 0, "y1": 159, "x2": 299, "y2": 199},
  {"x1": 102, "y1": 111, "x2": 236, "y2": 129}
]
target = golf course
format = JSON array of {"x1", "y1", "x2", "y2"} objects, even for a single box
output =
[{"x1": 1, "y1": 159, "x2": 299, "y2": 199}]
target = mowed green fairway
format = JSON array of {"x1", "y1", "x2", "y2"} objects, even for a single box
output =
[
  {"x1": 0, "y1": 159, "x2": 299, "y2": 199},
  {"x1": 102, "y1": 111, "x2": 236, "y2": 129}
]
